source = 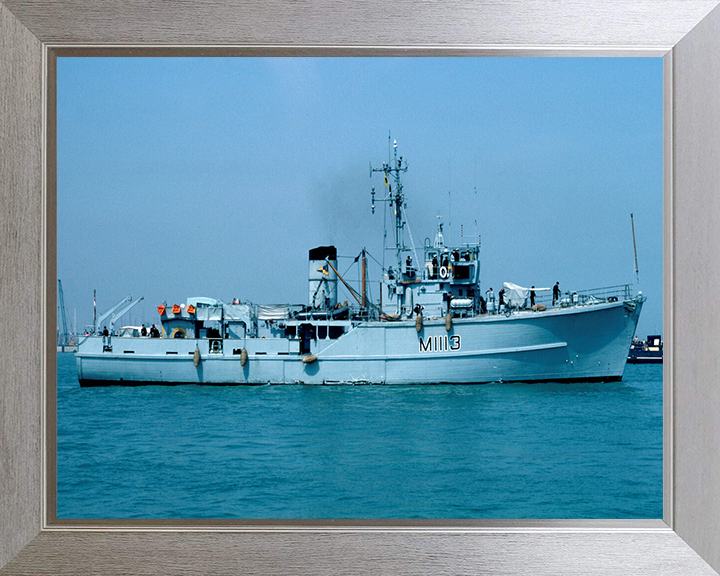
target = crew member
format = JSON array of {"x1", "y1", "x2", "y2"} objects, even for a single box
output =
[
  {"x1": 553, "y1": 282, "x2": 561, "y2": 306},
  {"x1": 485, "y1": 287, "x2": 495, "y2": 313}
]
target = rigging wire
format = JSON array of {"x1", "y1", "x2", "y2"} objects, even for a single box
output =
[
  {"x1": 402, "y1": 210, "x2": 421, "y2": 270},
  {"x1": 365, "y1": 250, "x2": 387, "y2": 273}
]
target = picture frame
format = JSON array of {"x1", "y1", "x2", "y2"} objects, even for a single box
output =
[{"x1": 2, "y1": 1, "x2": 720, "y2": 574}]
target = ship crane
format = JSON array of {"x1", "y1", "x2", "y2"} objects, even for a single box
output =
[
  {"x1": 95, "y1": 295, "x2": 131, "y2": 333},
  {"x1": 108, "y1": 296, "x2": 145, "y2": 332}
]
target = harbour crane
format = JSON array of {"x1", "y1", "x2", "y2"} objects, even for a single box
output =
[{"x1": 57, "y1": 279, "x2": 70, "y2": 346}]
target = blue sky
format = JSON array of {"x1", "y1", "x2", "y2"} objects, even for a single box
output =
[{"x1": 57, "y1": 57, "x2": 662, "y2": 336}]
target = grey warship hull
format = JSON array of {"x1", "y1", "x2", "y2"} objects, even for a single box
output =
[{"x1": 77, "y1": 298, "x2": 642, "y2": 386}]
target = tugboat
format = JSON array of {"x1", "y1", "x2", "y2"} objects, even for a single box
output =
[
  {"x1": 76, "y1": 141, "x2": 645, "y2": 386},
  {"x1": 628, "y1": 335, "x2": 663, "y2": 364}
]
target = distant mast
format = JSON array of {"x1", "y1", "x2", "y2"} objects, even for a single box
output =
[
  {"x1": 371, "y1": 137, "x2": 409, "y2": 276},
  {"x1": 631, "y1": 213, "x2": 639, "y2": 282}
]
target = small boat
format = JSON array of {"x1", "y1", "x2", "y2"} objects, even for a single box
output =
[{"x1": 627, "y1": 335, "x2": 663, "y2": 364}]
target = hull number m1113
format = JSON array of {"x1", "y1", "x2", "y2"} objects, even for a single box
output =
[{"x1": 419, "y1": 335, "x2": 461, "y2": 353}]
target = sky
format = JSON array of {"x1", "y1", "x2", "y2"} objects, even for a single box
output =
[{"x1": 57, "y1": 57, "x2": 663, "y2": 337}]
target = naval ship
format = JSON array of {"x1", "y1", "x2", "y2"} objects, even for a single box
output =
[{"x1": 75, "y1": 141, "x2": 645, "y2": 386}]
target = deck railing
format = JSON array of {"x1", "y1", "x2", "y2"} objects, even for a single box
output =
[
  {"x1": 531, "y1": 284, "x2": 633, "y2": 309},
  {"x1": 337, "y1": 284, "x2": 636, "y2": 320}
]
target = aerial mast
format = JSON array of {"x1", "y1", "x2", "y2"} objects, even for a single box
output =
[
  {"x1": 631, "y1": 213, "x2": 639, "y2": 282},
  {"x1": 371, "y1": 138, "x2": 408, "y2": 276},
  {"x1": 361, "y1": 248, "x2": 367, "y2": 310}
]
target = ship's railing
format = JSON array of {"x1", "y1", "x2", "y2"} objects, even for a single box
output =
[
  {"x1": 532, "y1": 284, "x2": 633, "y2": 309},
  {"x1": 348, "y1": 304, "x2": 382, "y2": 321},
  {"x1": 343, "y1": 284, "x2": 635, "y2": 319}
]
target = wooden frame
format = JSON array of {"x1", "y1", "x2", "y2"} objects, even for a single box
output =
[{"x1": 2, "y1": 1, "x2": 720, "y2": 574}]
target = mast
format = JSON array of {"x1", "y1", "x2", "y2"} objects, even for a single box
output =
[
  {"x1": 371, "y1": 138, "x2": 408, "y2": 275},
  {"x1": 361, "y1": 248, "x2": 367, "y2": 310},
  {"x1": 631, "y1": 213, "x2": 639, "y2": 281}
]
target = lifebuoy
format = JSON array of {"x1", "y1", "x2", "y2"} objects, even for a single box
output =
[
  {"x1": 172, "y1": 327, "x2": 186, "y2": 338},
  {"x1": 439, "y1": 266, "x2": 449, "y2": 279}
]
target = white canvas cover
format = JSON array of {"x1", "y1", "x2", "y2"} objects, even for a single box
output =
[
  {"x1": 502, "y1": 282, "x2": 551, "y2": 308},
  {"x1": 257, "y1": 304, "x2": 290, "y2": 320},
  {"x1": 118, "y1": 326, "x2": 141, "y2": 337},
  {"x1": 195, "y1": 306, "x2": 224, "y2": 321},
  {"x1": 223, "y1": 303, "x2": 253, "y2": 320},
  {"x1": 224, "y1": 303, "x2": 255, "y2": 330}
]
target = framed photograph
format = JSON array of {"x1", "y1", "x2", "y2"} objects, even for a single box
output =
[
  {"x1": 53, "y1": 54, "x2": 665, "y2": 524},
  {"x1": 2, "y1": 2, "x2": 720, "y2": 575}
]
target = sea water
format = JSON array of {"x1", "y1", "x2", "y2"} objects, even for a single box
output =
[{"x1": 56, "y1": 353, "x2": 662, "y2": 519}]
